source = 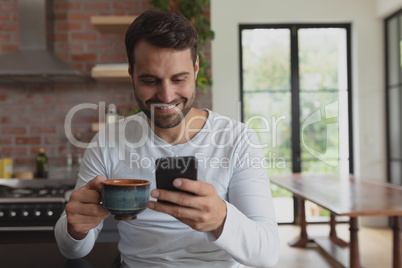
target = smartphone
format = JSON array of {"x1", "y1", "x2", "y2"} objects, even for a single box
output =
[{"x1": 155, "y1": 156, "x2": 198, "y2": 204}]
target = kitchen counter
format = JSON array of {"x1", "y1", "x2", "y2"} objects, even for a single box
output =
[{"x1": 1, "y1": 242, "x2": 120, "y2": 268}]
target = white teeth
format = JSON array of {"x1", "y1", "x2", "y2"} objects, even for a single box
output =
[{"x1": 152, "y1": 104, "x2": 177, "y2": 109}]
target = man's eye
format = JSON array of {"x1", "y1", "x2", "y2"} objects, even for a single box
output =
[
  {"x1": 174, "y1": 77, "x2": 186, "y2": 83},
  {"x1": 143, "y1": 79, "x2": 156, "y2": 84}
]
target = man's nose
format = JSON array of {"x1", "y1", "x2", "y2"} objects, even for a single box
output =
[{"x1": 157, "y1": 80, "x2": 175, "y2": 103}]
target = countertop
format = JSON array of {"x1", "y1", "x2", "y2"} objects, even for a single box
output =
[{"x1": 1, "y1": 242, "x2": 120, "y2": 268}]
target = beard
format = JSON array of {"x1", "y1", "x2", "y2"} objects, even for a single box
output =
[{"x1": 132, "y1": 81, "x2": 196, "y2": 129}]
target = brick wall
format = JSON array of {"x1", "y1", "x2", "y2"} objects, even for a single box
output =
[{"x1": 0, "y1": 0, "x2": 212, "y2": 173}]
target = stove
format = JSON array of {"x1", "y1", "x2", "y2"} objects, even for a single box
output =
[{"x1": 0, "y1": 179, "x2": 75, "y2": 231}]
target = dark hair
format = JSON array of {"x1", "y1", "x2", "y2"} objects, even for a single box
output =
[{"x1": 125, "y1": 9, "x2": 199, "y2": 72}]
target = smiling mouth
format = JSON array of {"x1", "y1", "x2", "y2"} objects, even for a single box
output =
[{"x1": 151, "y1": 103, "x2": 180, "y2": 110}]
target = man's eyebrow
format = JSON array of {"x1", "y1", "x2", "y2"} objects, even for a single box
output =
[
  {"x1": 137, "y1": 72, "x2": 191, "y2": 79},
  {"x1": 138, "y1": 73, "x2": 157, "y2": 79}
]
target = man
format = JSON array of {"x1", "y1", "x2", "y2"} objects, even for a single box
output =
[{"x1": 55, "y1": 9, "x2": 279, "y2": 268}]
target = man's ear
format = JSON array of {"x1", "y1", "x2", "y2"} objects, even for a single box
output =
[{"x1": 194, "y1": 56, "x2": 199, "y2": 79}]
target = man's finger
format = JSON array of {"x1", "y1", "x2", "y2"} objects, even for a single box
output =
[
  {"x1": 86, "y1": 175, "x2": 106, "y2": 191},
  {"x1": 173, "y1": 178, "x2": 209, "y2": 196}
]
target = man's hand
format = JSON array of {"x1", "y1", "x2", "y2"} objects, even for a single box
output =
[
  {"x1": 147, "y1": 179, "x2": 227, "y2": 238},
  {"x1": 65, "y1": 175, "x2": 110, "y2": 240}
]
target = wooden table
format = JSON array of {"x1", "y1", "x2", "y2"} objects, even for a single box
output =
[{"x1": 270, "y1": 173, "x2": 402, "y2": 268}]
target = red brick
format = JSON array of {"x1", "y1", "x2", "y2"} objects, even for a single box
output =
[
  {"x1": 1, "y1": 44, "x2": 18, "y2": 52},
  {"x1": 0, "y1": 116, "x2": 13, "y2": 124},
  {"x1": 69, "y1": 13, "x2": 92, "y2": 21},
  {"x1": 100, "y1": 53, "x2": 127, "y2": 63},
  {"x1": 54, "y1": 12, "x2": 68, "y2": 21},
  {"x1": 56, "y1": 53, "x2": 69, "y2": 62},
  {"x1": 113, "y1": 2, "x2": 139, "y2": 10},
  {"x1": 31, "y1": 147, "x2": 56, "y2": 155},
  {"x1": 31, "y1": 126, "x2": 57, "y2": 135},
  {"x1": 14, "y1": 94, "x2": 42, "y2": 103},
  {"x1": 85, "y1": 24, "x2": 96, "y2": 31},
  {"x1": 1, "y1": 147, "x2": 27, "y2": 156},
  {"x1": 0, "y1": 137, "x2": 12, "y2": 145},
  {"x1": 87, "y1": 43, "x2": 114, "y2": 52},
  {"x1": 43, "y1": 94, "x2": 60, "y2": 103},
  {"x1": 0, "y1": 95, "x2": 11, "y2": 103},
  {"x1": 84, "y1": 63, "x2": 95, "y2": 73},
  {"x1": 84, "y1": 3, "x2": 110, "y2": 10},
  {"x1": 0, "y1": 24, "x2": 18, "y2": 31},
  {"x1": 54, "y1": 3, "x2": 81, "y2": 11},
  {"x1": 16, "y1": 137, "x2": 41, "y2": 145},
  {"x1": 72, "y1": 115, "x2": 98, "y2": 124},
  {"x1": 14, "y1": 158, "x2": 34, "y2": 166},
  {"x1": 140, "y1": 0, "x2": 150, "y2": 10},
  {"x1": 0, "y1": 34, "x2": 11, "y2": 42},
  {"x1": 56, "y1": 22, "x2": 83, "y2": 32},
  {"x1": 28, "y1": 105, "x2": 57, "y2": 114},
  {"x1": 43, "y1": 116, "x2": 65, "y2": 124},
  {"x1": 0, "y1": 105, "x2": 26, "y2": 114},
  {"x1": 1, "y1": 126, "x2": 27, "y2": 135},
  {"x1": 17, "y1": 116, "x2": 43, "y2": 124},
  {"x1": 44, "y1": 136, "x2": 60, "y2": 145},
  {"x1": 0, "y1": 14, "x2": 10, "y2": 21},
  {"x1": 72, "y1": 53, "x2": 97, "y2": 61},
  {"x1": 54, "y1": 33, "x2": 68, "y2": 42},
  {"x1": 71, "y1": 33, "x2": 98, "y2": 42},
  {"x1": 100, "y1": 34, "x2": 125, "y2": 41},
  {"x1": 71, "y1": 63, "x2": 84, "y2": 72},
  {"x1": 57, "y1": 43, "x2": 85, "y2": 52},
  {"x1": 0, "y1": 3, "x2": 18, "y2": 12}
]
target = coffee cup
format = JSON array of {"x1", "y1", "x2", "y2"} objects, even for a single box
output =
[{"x1": 101, "y1": 179, "x2": 151, "y2": 221}]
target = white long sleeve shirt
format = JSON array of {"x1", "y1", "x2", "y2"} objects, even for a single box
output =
[{"x1": 55, "y1": 110, "x2": 279, "y2": 268}]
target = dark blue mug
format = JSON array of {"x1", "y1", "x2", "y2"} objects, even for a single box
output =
[{"x1": 102, "y1": 179, "x2": 151, "y2": 220}]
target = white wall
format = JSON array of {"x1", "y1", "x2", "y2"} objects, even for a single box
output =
[
  {"x1": 377, "y1": 0, "x2": 402, "y2": 18},
  {"x1": 211, "y1": 0, "x2": 388, "y2": 226}
]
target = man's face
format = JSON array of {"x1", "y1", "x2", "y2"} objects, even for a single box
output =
[{"x1": 129, "y1": 40, "x2": 199, "y2": 129}]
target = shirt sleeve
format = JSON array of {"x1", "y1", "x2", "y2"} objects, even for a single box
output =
[
  {"x1": 54, "y1": 133, "x2": 108, "y2": 259},
  {"x1": 206, "y1": 128, "x2": 280, "y2": 268}
]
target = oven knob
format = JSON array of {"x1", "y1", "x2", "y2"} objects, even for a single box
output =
[
  {"x1": 47, "y1": 210, "x2": 53, "y2": 217},
  {"x1": 0, "y1": 211, "x2": 4, "y2": 217},
  {"x1": 9, "y1": 210, "x2": 16, "y2": 217},
  {"x1": 34, "y1": 210, "x2": 41, "y2": 217},
  {"x1": 21, "y1": 210, "x2": 29, "y2": 217}
]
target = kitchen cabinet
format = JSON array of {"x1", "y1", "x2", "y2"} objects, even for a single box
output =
[{"x1": 90, "y1": 16, "x2": 137, "y2": 82}]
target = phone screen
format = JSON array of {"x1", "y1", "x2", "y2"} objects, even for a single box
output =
[{"x1": 155, "y1": 156, "x2": 198, "y2": 204}]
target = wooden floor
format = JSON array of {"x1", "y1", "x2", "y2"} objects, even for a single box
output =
[{"x1": 269, "y1": 223, "x2": 392, "y2": 268}]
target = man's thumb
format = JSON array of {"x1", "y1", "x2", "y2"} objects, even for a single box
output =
[{"x1": 86, "y1": 175, "x2": 106, "y2": 190}]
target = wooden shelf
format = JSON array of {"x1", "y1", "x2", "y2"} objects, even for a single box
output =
[
  {"x1": 91, "y1": 63, "x2": 131, "y2": 82},
  {"x1": 90, "y1": 16, "x2": 136, "y2": 82},
  {"x1": 90, "y1": 15, "x2": 137, "y2": 34}
]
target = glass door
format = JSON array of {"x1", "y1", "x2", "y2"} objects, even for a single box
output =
[{"x1": 240, "y1": 24, "x2": 352, "y2": 223}]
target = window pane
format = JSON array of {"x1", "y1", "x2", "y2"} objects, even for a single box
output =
[
  {"x1": 243, "y1": 92, "x2": 292, "y2": 171},
  {"x1": 299, "y1": 91, "x2": 349, "y2": 173},
  {"x1": 390, "y1": 161, "x2": 402, "y2": 185},
  {"x1": 299, "y1": 28, "x2": 348, "y2": 91},
  {"x1": 242, "y1": 29, "x2": 291, "y2": 91},
  {"x1": 388, "y1": 87, "x2": 401, "y2": 159},
  {"x1": 388, "y1": 16, "x2": 399, "y2": 86}
]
